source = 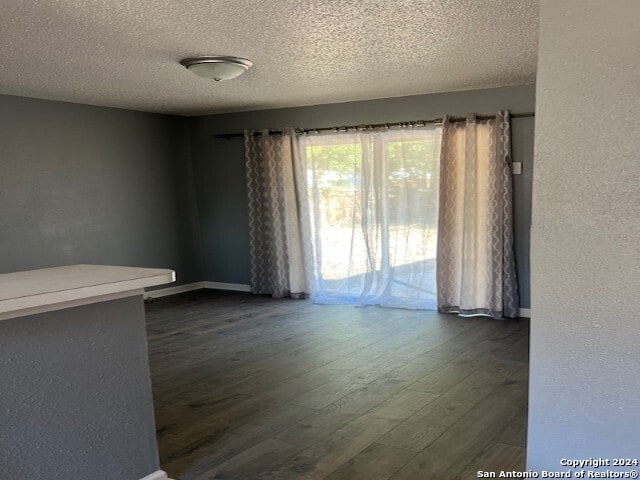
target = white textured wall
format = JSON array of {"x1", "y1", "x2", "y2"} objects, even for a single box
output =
[{"x1": 528, "y1": 0, "x2": 640, "y2": 468}]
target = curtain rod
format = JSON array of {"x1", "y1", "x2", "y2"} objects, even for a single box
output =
[{"x1": 211, "y1": 112, "x2": 534, "y2": 139}]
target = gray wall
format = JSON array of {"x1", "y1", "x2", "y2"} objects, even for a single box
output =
[
  {"x1": 0, "y1": 87, "x2": 535, "y2": 307},
  {"x1": 0, "y1": 94, "x2": 201, "y2": 285},
  {"x1": 0, "y1": 297, "x2": 159, "y2": 480},
  {"x1": 188, "y1": 85, "x2": 535, "y2": 307},
  {"x1": 528, "y1": 0, "x2": 640, "y2": 468}
]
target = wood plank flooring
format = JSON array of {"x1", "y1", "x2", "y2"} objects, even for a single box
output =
[{"x1": 145, "y1": 289, "x2": 529, "y2": 480}]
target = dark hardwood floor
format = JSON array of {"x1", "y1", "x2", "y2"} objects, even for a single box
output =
[{"x1": 145, "y1": 289, "x2": 529, "y2": 480}]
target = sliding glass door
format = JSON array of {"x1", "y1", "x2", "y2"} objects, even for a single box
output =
[{"x1": 300, "y1": 127, "x2": 441, "y2": 309}]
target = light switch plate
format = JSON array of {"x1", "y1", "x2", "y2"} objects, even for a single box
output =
[{"x1": 512, "y1": 162, "x2": 523, "y2": 175}]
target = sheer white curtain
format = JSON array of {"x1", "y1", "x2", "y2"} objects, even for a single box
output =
[
  {"x1": 299, "y1": 127, "x2": 441, "y2": 309},
  {"x1": 244, "y1": 116, "x2": 517, "y2": 316},
  {"x1": 437, "y1": 112, "x2": 519, "y2": 318}
]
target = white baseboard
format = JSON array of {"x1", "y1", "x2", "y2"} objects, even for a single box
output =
[
  {"x1": 144, "y1": 282, "x2": 205, "y2": 299},
  {"x1": 140, "y1": 470, "x2": 170, "y2": 480},
  {"x1": 204, "y1": 281, "x2": 251, "y2": 292},
  {"x1": 519, "y1": 308, "x2": 531, "y2": 318},
  {"x1": 144, "y1": 281, "x2": 250, "y2": 300},
  {"x1": 147, "y1": 282, "x2": 526, "y2": 319}
]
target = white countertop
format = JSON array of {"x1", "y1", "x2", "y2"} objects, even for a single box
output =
[{"x1": 0, "y1": 264, "x2": 175, "y2": 321}]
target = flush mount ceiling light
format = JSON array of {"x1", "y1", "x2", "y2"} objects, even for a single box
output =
[{"x1": 180, "y1": 56, "x2": 253, "y2": 82}]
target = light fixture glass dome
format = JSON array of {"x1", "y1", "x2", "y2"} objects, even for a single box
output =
[{"x1": 181, "y1": 56, "x2": 253, "y2": 81}]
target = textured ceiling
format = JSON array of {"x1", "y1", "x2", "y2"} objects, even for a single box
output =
[{"x1": 0, "y1": 1, "x2": 538, "y2": 116}]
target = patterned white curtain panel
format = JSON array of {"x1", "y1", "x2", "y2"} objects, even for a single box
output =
[
  {"x1": 244, "y1": 129, "x2": 312, "y2": 298},
  {"x1": 436, "y1": 111, "x2": 520, "y2": 318}
]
